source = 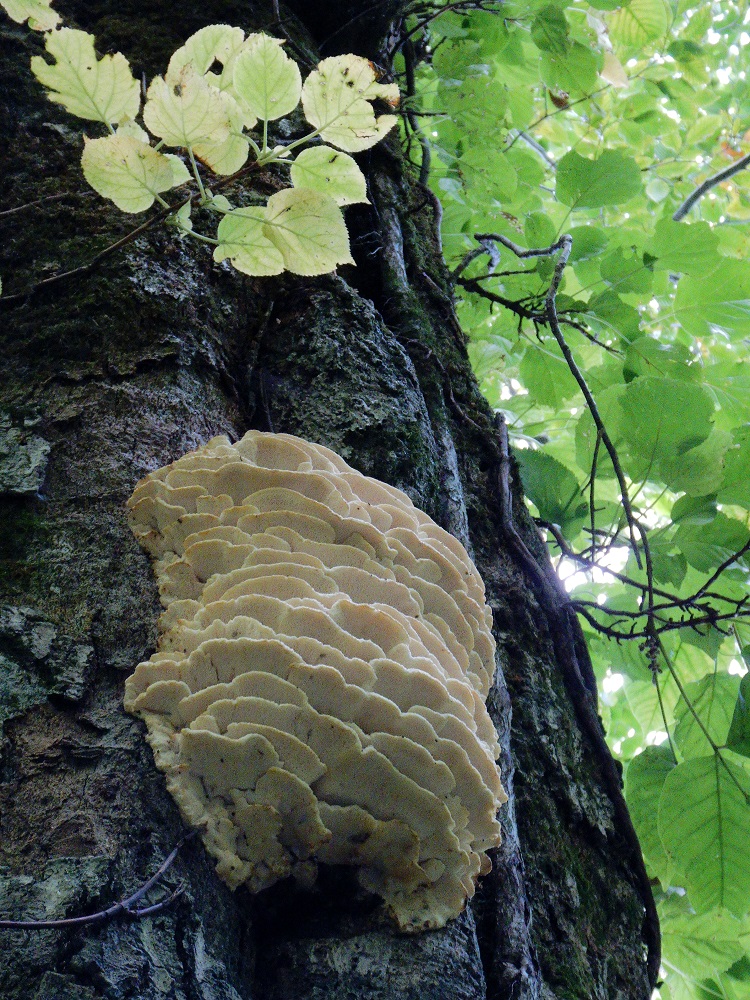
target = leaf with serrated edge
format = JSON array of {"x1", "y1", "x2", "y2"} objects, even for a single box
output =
[
  {"x1": 658, "y1": 753, "x2": 750, "y2": 916},
  {"x1": 233, "y1": 33, "x2": 301, "y2": 122},
  {"x1": 81, "y1": 133, "x2": 180, "y2": 213},
  {"x1": 661, "y1": 906, "x2": 748, "y2": 980},
  {"x1": 290, "y1": 146, "x2": 368, "y2": 205},
  {"x1": 1, "y1": 0, "x2": 59, "y2": 30},
  {"x1": 301, "y1": 54, "x2": 399, "y2": 152},
  {"x1": 214, "y1": 208, "x2": 285, "y2": 276},
  {"x1": 30, "y1": 28, "x2": 139, "y2": 124},
  {"x1": 262, "y1": 187, "x2": 354, "y2": 275},
  {"x1": 144, "y1": 64, "x2": 231, "y2": 149},
  {"x1": 167, "y1": 24, "x2": 257, "y2": 129}
]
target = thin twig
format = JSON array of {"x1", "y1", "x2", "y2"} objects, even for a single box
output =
[
  {"x1": 0, "y1": 833, "x2": 195, "y2": 930},
  {"x1": 673, "y1": 151, "x2": 750, "y2": 222},
  {"x1": 402, "y1": 36, "x2": 431, "y2": 186},
  {"x1": 1, "y1": 161, "x2": 262, "y2": 308},
  {"x1": 0, "y1": 191, "x2": 93, "y2": 218}
]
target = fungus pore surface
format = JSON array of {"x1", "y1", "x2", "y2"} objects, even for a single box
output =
[{"x1": 125, "y1": 431, "x2": 506, "y2": 931}]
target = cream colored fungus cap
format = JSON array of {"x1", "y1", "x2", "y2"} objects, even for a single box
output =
[{"x1": 125, "y1": 430, "x2": 505, "y2": 930}]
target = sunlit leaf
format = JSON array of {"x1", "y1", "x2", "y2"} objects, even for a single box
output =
[
  {"x1": 1, "y1": 0, "x2": 59, "y2": 30},
  {"x1": 262, "y1": 188, "x2": 354, "y2": 275},
  {"x1": 608, "y1": 0, "x2": 670, "y2": 46},
  {"x1": 674, "y1": 674, "x2": 741, "y2": 759},
  {"x1": 625, "y1": 744, "x2": 676, "y2": 881},
  {"x1": 290, "y1": 146, "x2": 368, "y2": 205},
  {"x1": 674, "y1": 261, "x2": 750, "y2": 340},
  {"x1": 214, "y1": 206, "x2": 285, "y2": 276},
  {"x1": 143, "y1": 63, "x2": 231, "y2": 148},
  {"x1": 232, "y1": 32, "x2": 301, "y2": 121},
  {"x1": 646, "y1": 219, "x2": 721, "y2": 276},
  {"x1": 301, "y1": 54, "x2": 399, "y2": 152},
  {"x1": 81, "y1": 132, "x2": 183, "y2": 213},
  {"x1": 661, "y1": 907, "x2": 749, "y2": 980},
  {"x1": 30, "y1": 27, "x2": 139, "y2": 124}
]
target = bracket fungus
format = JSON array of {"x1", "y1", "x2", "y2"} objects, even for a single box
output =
[{"x1": 125, "y1": 431, "x2": 507, "y2": 931}]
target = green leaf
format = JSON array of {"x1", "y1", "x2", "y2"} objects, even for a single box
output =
[
  {"x1": 619, "y1": 376, "x2": 715, "y2": 478},
  {"x1": 30, "y1": 27, "x2": 139, "y2": 124},
  {"x1": 540, "y1": 43, "x2": 599, "y2": 96},
  {"x1": 674, "y1": 261, "x2": 750, "y2": 340},
  {"x1": 568, "y1": 225, "x2": 609, "y2": 263},
  {"x1": 1, "y1": 0, "x2": 59, "y2": 30},
  {"x1": 625, "y1": 744, "x2": 676, "y2": 880},
  {"x1": 718, "y1": 429, "x2": 750, "y2": 507},
  {"x1": 214, "y1": 207, "x2": 285, "y2": 276},
  {"x1": 519, "y1": 344, "x2": 580, "y2": 408},
  {"x1": 290, "y1": 146, "x2": 368, "y2": 206},
  {"x1": 556, "y1": 150, "x2": 643, "y2": 208},
  {"x1": 608, "y1": 0, "x2": 670, "y2": 46},
  {"x1": 144, "y1": 64, "x2": 232, "y2": 148},
  {"x1": 661, "y1": 907, "x2": 749, "y2": 980},
  {"x1": 514, "y1": 449, "x2": 586, "y2": 534},
  {"x1": 626, "y1": 677, "x2": 679, "y2": 741},
  {"x1": 658, "y1": 753, "x2": 750, "y2": 916},
  {"x1": 727, "y1": 675, "x2": 750, "y2": 757},
  {"x1": 646, "y1": 219, "x2": 721, "y2": 276},
  {"x1": 623, "y1": 337, "x2": 698, "y2": 382},
  {"x1": 674, "y1": 674, "x2": 741, "y2": 759},
  {"x1": 674, "y1": 513, "x2": 750, "y2": 573},
  {"x1": 80, "y1": 132, "x2": 183, "y2": 213},
  {"x1": 659, "y1": 430, "x2": 733, "y2": 497},
  {"x1": 301, "y1": 54, "x2": 399, "y2": 152},
  {"x1": 232, "y1": 33, "x2": 302, "y2": 121},
  {"x1": 531, "y1": 5, "x2": 570, "y2": 54}
]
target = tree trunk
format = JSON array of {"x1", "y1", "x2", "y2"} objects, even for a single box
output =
[{"x1": 0, "y1": 4, "x2": 654, "y2": 999}]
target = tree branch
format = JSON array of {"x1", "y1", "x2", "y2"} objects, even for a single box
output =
[
  {"x1": 0, "y1": 833, "x2": 195, "y2": 930},
  {"x1": 673, "y1": 151, "x2": 750, "y2": 222}
]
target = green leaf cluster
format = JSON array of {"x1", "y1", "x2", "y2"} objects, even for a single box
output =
[{"x1": 417, "y1": 0, "x2": 750, "y2": 993}]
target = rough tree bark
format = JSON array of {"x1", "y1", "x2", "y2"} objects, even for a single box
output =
[{"x1": 0, "y1": 3, "x2": 655, "y2": 999}]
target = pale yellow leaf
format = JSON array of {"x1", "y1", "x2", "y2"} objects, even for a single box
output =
[
  {"x1": 301, "y1": 54, "x2": 399, "y2": 152},
  {"x1": 214, "y1": 207, "x2": 285, "y2": 276},
  {"x1": 1, "y1": 0, "x2": 59, "y2": 30},
  {"x1": 192, "y1": 90, "x2": 250, "y2": 174},
  {"x1": 290, "y1": 145, "x2": 368, "y2": 205},
  {"x1": 600, "y1": 51, "x2": 628, "y2": 88},
  {"x1": 166, "y1": 23, "x2": 257, "y2": 128},
  {"x1": 167, "y1": 23, "x2": 245, "y2": 85},
  {"x1": 233, "y1": 33, "x2": 302, "y2": 121},
  {"x1": 143, "y1": 64, "x2": 231, "y2": 148},
  {"x1": 263, "y1": 187, "x2": 354, "y2": 274},
  {"x1": 30, "y1": 27, "x2": 139, "y2": 124},
  {"x1": 81, "y1": 133, "x2": 179, "y2": 213}
]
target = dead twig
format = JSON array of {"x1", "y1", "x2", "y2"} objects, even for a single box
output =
[{"x1": 0, "y1": 832, "x2": 195, "y2": 930}]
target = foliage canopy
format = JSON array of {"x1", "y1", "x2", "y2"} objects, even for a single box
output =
[{"x1": 408, "y1": 0, "x2": 750, "y2": 995}]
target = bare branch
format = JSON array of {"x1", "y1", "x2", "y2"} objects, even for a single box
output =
[
  {"x1": 673, "y1": 151, "x2": 750, "y2": 222},
  {"x1": 0, "y1": 833, "x2": 195, "y2": 930}
]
